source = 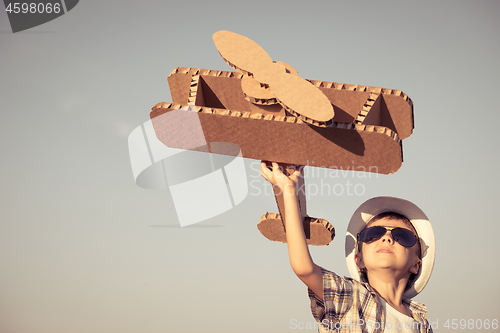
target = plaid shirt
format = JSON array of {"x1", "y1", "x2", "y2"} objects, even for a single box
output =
[{"x1": 308, "y1": 267, "x2": 432, "y2": 333}]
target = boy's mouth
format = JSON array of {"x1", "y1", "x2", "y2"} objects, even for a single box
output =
[{"x1": 376, "y1": 248, "x2": 394, "y2": 254}]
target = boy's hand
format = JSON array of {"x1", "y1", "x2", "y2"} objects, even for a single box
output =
[
  {"x1": 260, "y1": 161, "x2": 324, "y2": 300},
  {"x1": 260, "y1": 161, "x2": 303, "y2": 196}
]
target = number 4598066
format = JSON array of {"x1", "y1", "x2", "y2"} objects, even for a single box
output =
[
  {"x1": 444, "y1": 319, "x2": 498, "y2": 329},
  {"x1": 5, "y1": 2, "x2": 61, "y2": 14}
]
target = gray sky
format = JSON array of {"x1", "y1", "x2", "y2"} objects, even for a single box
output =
[{"x1": 1, "y1": 1, "x2": 499, "y2": 332}]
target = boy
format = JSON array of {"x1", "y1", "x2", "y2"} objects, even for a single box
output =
[{"x1": 261, "y1": 162, "x2": 435, "y2": 333}]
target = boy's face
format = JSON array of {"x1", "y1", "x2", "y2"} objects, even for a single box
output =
[{"x1": 355, "y1": 217, "x2": 421, "y2": 279}]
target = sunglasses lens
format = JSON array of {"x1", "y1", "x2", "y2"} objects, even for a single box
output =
[
  {"x1": 359, "y1": 226, "x2": 386, "y2": 243},
  {"x1": 359, "y1": 226, "x2": 418, "y2": 248},
  {"x1": 391, "y1": 228, "x2": 418, "y2": 247}
]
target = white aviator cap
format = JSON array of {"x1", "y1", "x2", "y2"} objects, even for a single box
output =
[{"x1": 345, "y1": 196, "x2": 435, "y2": 299}]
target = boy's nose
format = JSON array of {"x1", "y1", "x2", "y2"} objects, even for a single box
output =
[{"x1": 381, "y1": 230, "x2": 394, "y2": 243}]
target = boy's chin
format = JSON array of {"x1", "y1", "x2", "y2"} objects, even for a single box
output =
[{"x1": 366, "y1": 265, "x2": 413, "y2": 277}]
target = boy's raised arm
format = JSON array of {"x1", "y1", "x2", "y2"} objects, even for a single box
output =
[{"x1": 261, "y1": 161, "x2": 324, "y2": 300}]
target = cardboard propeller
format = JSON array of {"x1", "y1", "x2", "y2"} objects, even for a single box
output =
[
  {"x1": 150, "y1": 31, "x2": 414, "y2": 245},
  {"x1": 213, "y1": 31, "x2": 334, "y2": 124}
]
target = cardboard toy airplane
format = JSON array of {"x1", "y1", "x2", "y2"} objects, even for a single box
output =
[{"x1": 150, "y1": 30, "x2": 414, "y2": 245}]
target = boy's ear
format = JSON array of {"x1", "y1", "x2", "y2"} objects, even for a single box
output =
[
  {"x1": 355, "y1": 254, "x2": 365, "y2": 269},
  {"x1": 410, "y1": 259, "x2": 422, "y2": 274}
]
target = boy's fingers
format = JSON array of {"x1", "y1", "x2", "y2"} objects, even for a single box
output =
[
  {"x1": 260, "y1": 161, "x2": 271, "y2": 179},
  {"x1": 292, "y1": 164, "x2": 304, "y2": 176},
  {"x1": 260, "y1": 161, "x2": 267, "y2": 171}
]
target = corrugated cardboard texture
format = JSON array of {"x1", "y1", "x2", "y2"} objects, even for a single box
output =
[
  {"x1": 168, "y1": 67, "x2": 413, "y2": 139},
  {"x1": 259, "y1": 164, "x2": 335, "y2": 246},
  {"x1": 213, "y1": 30, "x2": 335, "y2": 123},
  {"x1": 151, "y1": 101, "x2": 402, "y2": 175},
  {"x1": 153, "y1": 63, "x2": 414, "y2": 245},
  {"x1": 258, "y1": 213, "x2": 335, "y2": 246}
]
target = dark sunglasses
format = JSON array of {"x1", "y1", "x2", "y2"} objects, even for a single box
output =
[{"x1": 357, "y1": 226, "x2": 418, "y2": 248}]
